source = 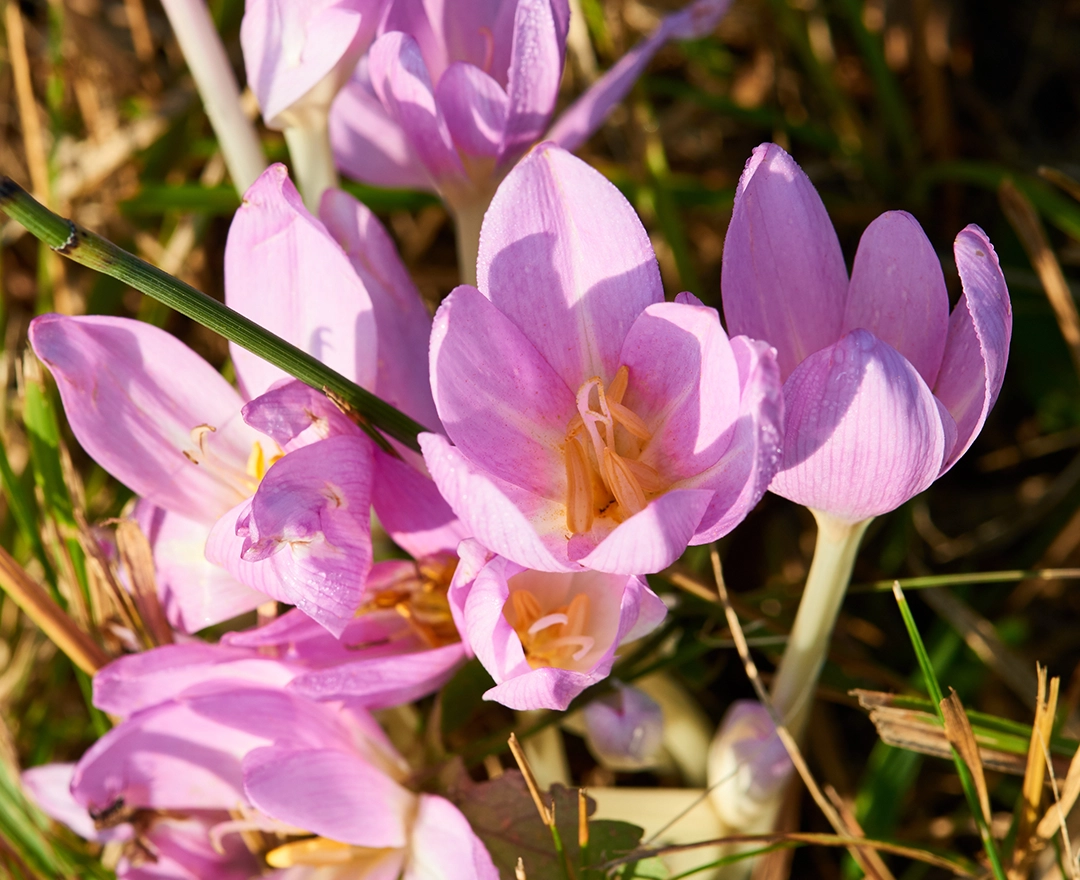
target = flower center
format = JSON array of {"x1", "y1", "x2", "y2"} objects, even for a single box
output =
[
  {"x1": 564, "y1": 365, "x2": 664, "y2": 535},
  {"x1": 504, "y1": 588, "x2": 594, "y2": 670},
  {"x1": 183, "y1": 425, "x2": 283, "y2": 500},
  {"x1": 357, "y1": 553, "x2": 460, "y2": 648}
]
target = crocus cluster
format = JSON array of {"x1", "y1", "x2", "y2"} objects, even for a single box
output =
[{"x1": 18, "y1": 2, "x2": 1014, "y2": 873}]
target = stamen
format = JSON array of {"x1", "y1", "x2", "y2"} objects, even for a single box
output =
[
  {"x1": 528, "y1": 612, "x2": 570, "y2": 635},
  {"x1": 621, "y1": 457, "x2": 665, "y2": 494},
  {"x1": 602, "y1": 448, "x2": 647, "y2": 517},
  {"x1": 607, "y1": 365, "x2": 629, "y2": 405},
  {"x1": 610, "y1": 401, "x2": 651, "y2": 441},
  {"x1": 508, "y1": 588, "x2": 542, "y2": 630},
  {"x1": 564, "y1": 593, "x2": 589, "y2": 635},
  {"x1": 565, "y1": 435, "x2": 594, "y2": 534},
  {"x1": 265, "y1": 838, "x2": 359, "y2": 867},
  {"x1": 547, "y1": 634, "x2": 595, "y2": 661}
]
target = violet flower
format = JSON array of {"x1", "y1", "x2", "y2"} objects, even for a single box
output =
[
  {"x1": 421, "y1": 143, "x2": 783, "y2": 575},
  {"x1": 447, "y1": 539, "x2": 666, "y2": 710},
  {"x1": 581, "y1": 681, "x2": 665, "y2": 771}
]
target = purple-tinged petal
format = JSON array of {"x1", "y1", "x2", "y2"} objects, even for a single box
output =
[
  {"x1": 456, "y1": 553, "x2": 528, "y2": 684},
  {"x1": 406, "y1": 794, "x2": 500, "y2": 880},
  {"x1": 420, "y1": 432, "x2": 572, "y2": 572},
  {"x1": 330, "y1": 66, "x2": 431, "y2": 190},
  {"x1": 320, "y1": 188, "x2": 440, "y2": 429},
  {"x1": 430, "y1": 284, "x2": 572, "y2": 498},
  {"x1": 720, "y1": 143, "x2": 848, "y2": 380},
  {"x1": 71, "y1": 701, "x2": 263, "y2": 813},
  {"x1": 620, "y1": 300, "x2": 740, "y2": 482},
  {"x1": 477, "y1": 144, "x2": 663, "y2": 389},
  {"x1": 578, "y1": 489, "x2": 713, "y2": 573},
  {"x1": 499, "y1": 0, "x2": 567, "y2": 161},
  {"x1": 689, "y1": 335, "x2": 784, "y2": 543},
  {"x1": 29, "y1": 315, "x2": 256, "y2": 522},
  {"x1": 289, "y1": 642, "x2": 467, "y2": 707},
  {"x1": 92, "y1": 643, "x2": 298, "y2": 717},
  {"x1": 368, "y1": 32, "x2": 467, "y2": 187},
  {"x1": 225, "y1": 165, "x2": 378, "y2": 398},
  {"x1": 582, "y1": 683, "x2": 664, "y2": 771},
  {"x1": 22, "y1": 764, "x2": 129, "y2": 842},
  {"x1": 241, "y1": 380, "x2": 358, "y2": 449},
  {"x1": 416, "y1": 0, "x2": 520, "y2": 80},
  {"x1": 621, "y1": 577, "x2": 668, "y2": 643},
  {"x1": 372, "y1": 448, "x2": 467, "y2": 558},
  {"x1": 243, "y1": 746, "x2": 413, "y2": 847},
  {"x1": 934, "y1": 225, "x2": 1012, "y2": 472},
  {"x1": 546, "y1": 0, "x2": 730, "y2": 151},
  {"x1": 135, "y1": 503, "x2": 265, "y2": 633},
  {"x1": 206, "y1": 435, "x2": 375, "y2": 636},
  {"x1": 437, "y1": 62, "x2": 508, "y2": 160},
  {"x1": 380, "y1": 0, "x2": 445, "y2": 81},
  {"x1": 843, "y1": 211, "x2": 950, "y2": 387},
  {"x1": 131, "y1": 815, "x2": 258, "y2": 880},
  {"x1": 770, "y1": 330, "x2": 948, "y2": 522}
]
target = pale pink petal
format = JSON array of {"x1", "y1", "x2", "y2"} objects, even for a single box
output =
[
  {"x1": 457, "y1": 553, "x2": 529, "y2": 683},
  {"x1": 688, "y1": 335, "x2": 784, "y2": 543},
  {"x1": 368, "y1": 32, "x2": 467, "y2": 187},
  {"x1": 437, "y1": 62, "x2": 508, "y2": 159},
  {"x1": 619, "y1": 300, "x2": 741, "y2": 482},
  {"x1": 289, "y1": 642, "x2": 467, "y2": 707},
  {"x1": 934, "y1": 225, "x2": 1012, "y2": 472},
  {"x1": 242, "y1": 746, "x2": 412, "y2": 847},
  {"x1": 320, "y1": 188, "x2": 440, "y2": 429},
  {"x1": 770, "y1": 330, "x2": 948, "y2": 522},
  {"x1": 420, "y1": 432, "x2": 572, "y2": 571},
  {"x1": 418, "y1": 0, "x2": 520, "y2": 80},
  {"x1": 330, "y1": 66, "x2": 431, "y2": 190},
  {"x1": 405, "y1": 794, "x2": 499, "y2": 880},
  {"x1": 29, "y1": 314, "x2": 255, "y2": 522},
  {"x1": 843, "y1": 211, "x2": 950, "y2": 387},
  {"x1": 92, "y1": 643, "x2": 299, "y2": 717},
  {"x1": 578, "y1": 488, "x2": 714, "y2": 573},
  {"x1": 135, "y1": 503, "x2": 265, "y2": 633},
  {"x1": 429, "y1": 284, "x2": 571, "y2": 498},
  {"x1": 581, "y1": 683, "x2": 664, "y2": 771},
  {"x1": 720, "y1": 143, "x2": 848, "y2": 380},
  {"x1": 206, "y1": 435, "x2": 375, "y2": 636},
  {"x1": 372, "y1": 448, "x2": 467, "y2": 558},
  {"x1": 22, "y1": 764, "x2": 128, "y2": 842},
  {"x1": 380, "y1": 0, "x2": 445, "y2": 81},
  {"x1": 499, "y1": 0, "x2": 567, "y2": 161},
  {"x1": 240, "y1": 380, "x2": 357, "y2": 449},
  {"x1": 225, "y1": 165, "x2": 378, "y2": 397},
  {"x1": 477, "y1": 144, "x2": 663, "y2": 390},
  {"x1": 547, "y1": 0, "x2": 730, "y2": 150},
  {"x1": 132, "y1": 815, "x2": 258, "y2": 880},
  {"x1": 621, "y1": 577, "x2": 668, "y2": 643}
]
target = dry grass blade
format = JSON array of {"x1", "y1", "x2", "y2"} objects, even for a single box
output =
[
  {"x1": 999, "y1": 179, "x2": 1080, "y2": 380},
  {"x1": 941, "y1": 689, "x2": 992, "y2": 825},
  {"x1": 5, "y1": 3, "x2": 49, "y2": 202},
  {"x1": 1038, "y1": 166, "x2": 1080, "y2": 204},
  {"x1": 508, "y1": 733, "x2": 553, "y2": 827},
  {"x1": 114, "y1": 520, "x2": 173, "y2": 647},
  {"x1": 1010, "y1": 667, "x2": 1060, "y2": 876},
  {"x1": 1035, "y1": 741, "x2": 1080, "y2": 880}
]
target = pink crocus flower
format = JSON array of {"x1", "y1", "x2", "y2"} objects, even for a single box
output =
[
  {"x1": 721, "y1": 143, "x2": 1012, "y2": 522},
  {"x1": 420, "y1": 143, "x2": 784, "y2": 575},
  {"x1": 447, "y1": 539, "x2": 666, "y2": 710}
]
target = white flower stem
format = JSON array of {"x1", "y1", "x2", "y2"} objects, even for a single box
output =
[
  {"x1": 769, "y1": 510, "x2": 873, "y2": 741},
  {"x1": 158, "y1": 0, "x2": 266, "y2": 194},
  {"x1": 283, "y1": 118, "x2": 339, "y2": 213},
  {"x1": 451, "y1": 198, "x2": 489, "y2": 288}
]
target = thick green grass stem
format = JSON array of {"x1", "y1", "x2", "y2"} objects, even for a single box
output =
[{"x1": 0, "y1": 177, "x2": 429, "y2": 453}]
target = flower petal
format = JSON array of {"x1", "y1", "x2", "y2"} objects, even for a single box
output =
[
  {"x1": 547, "y1": 0, "x2": 730, "y2": 151},
  {"x1": 420, "y1": 432, "x2": 572, "y2": 571},
  {"x1": 430, "y1": 284, "x2": 572, "y2": 498},
  {"x1": 720, "y1": 143, "x2": 848, "y2": 380},
  {"x1": 225, "y1": 164, "x2": 378, "y2": 398},
  {"x1": 437, "y1": 62, "x2": 509, "y2": 160},
  {"x1": 477, "y1": 144, "x2": 663, "y2": 390},
  {"x1": 843, "y1": 211, "x2": 950, "y2": 387},
  {"x1": 368, "y1": 32, "x2": 467, "y2": 188},
  {"x1": 770, "y1": 329, "x2": 948, "y2": 522},
  {"x1": 135, "y1": 502, "x2": 266, "y2": 633},
  {"x1": 243, "y1": 745, "x2": 412, "y2": 848},
  {"x1": 206, "y1": 435, "x2": 375, "y2": 636},
  {"x1": 405, "y1": 794, "x2": 500, "y2": 880},
  {"x1": 29, "y1": 314, "x2": 254, "y2": 522},
  {"x1": 240, "y1": 379, "x2": 357, "y2": 449},
  {"x1": 934, "y1": 225, "x2": 1012, "y2": 472},
  {"x1": 22, "y1": 764, "x2": 128, "y2": 843},
  {"x1": 581, "y1": 683, "x2": 665, "y2": 771},
  {"x1": 372, "y1": 448, "x2": 467, "y2": 558}
]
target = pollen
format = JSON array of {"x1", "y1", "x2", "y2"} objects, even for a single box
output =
[
  {"x1": 504, "y1": 588, "x2": 595, "y2": 670},
  {"x1": 563, "y1": 365, "x2": 664, "y2": 535},
  {"x1": 356, "y1": 553, "x2": 460, "y2": 648}
]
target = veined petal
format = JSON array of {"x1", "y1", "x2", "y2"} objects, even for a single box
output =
[
  {"x1": 225, "y1": 165, "x2": 378, "y2": 398},
  {"x1": 430, "y1": 284, "x2": 571, "y2": 497},
  {"x1": 206, "y1": 436, "x2": 375, "y2": 636},
  {"x1": 721, "y1": 143, "x2": 848, "y2": 380},
  {"x1": 372, "y1": 448, "x2": 467, "y2": 558},
  {"x1": 843, "y1": 211, "x2": 950, "y2": 387},
  {"x1": 135, "y1": 502, "x2": 266, "y2": 633},
  {"x1": 368, "y1": 32, "x2": 467, "y2": 187},
  {"x1": 437, "y1": 62, "x2": 508, "y2": 159},
  {"x1": 420, "y1": 432, "x2": 572, "y2": 572},
  {"x1": 243, "y1": 746, "x2": 413, "y2": 848},
  {"x1": 934, "y1": 225, "x2": 1012, "y2": 472},
  {"x1": 484, "y1": 666, "x2": 603, "y2": 711},
  {"x1": 689, "y1": 335, "x2": 784, "y2": 543},
  {"x1": 241, "y1": 380, "x2": 358, "y2": 449},
  {"x1": 320, "y1": 188, "x2": 441, "y2": 429},
  {"x1": 405, "y1": 794, "x2": 500, "y2": 880},
  {"x1": 29, "y1": 314, "x2": 255, "y2": 522},
  {"x1": 546, "y1": 0, "x2": 729, "y2": 151},
  {"x1": 770, "y1": 330, "x2": 948, "y2": 522},
  {"x1": 499, "y1": 0, "x2": 567, "y2": 161},
  {"x1": 477, "y1": 144, "x2": 663, "y2": 389}
]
